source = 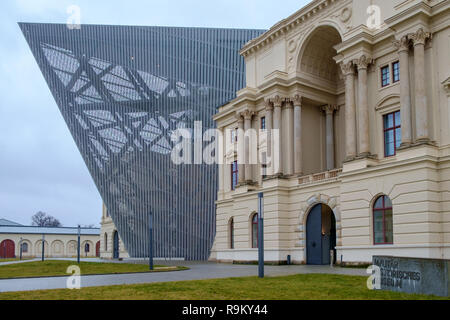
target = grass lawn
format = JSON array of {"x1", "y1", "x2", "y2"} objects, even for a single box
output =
[
  {"x1": 0, "y1": 260, "x2": 186, "y2": 279},
  {"x1": 0, "y1": 273, "x2": 447, "y2": 300}
]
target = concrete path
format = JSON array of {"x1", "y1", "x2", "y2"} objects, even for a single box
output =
[
  {"x1": 0, "y1": 259, "x2": 40, "y2": 266},
  {"x1": 0, "y1": 261, "x2": 367, "y2": 293}
]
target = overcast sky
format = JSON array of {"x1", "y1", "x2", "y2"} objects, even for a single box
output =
[{"x1": 0, "y1": 0, "x2": 310, "y2": 227}]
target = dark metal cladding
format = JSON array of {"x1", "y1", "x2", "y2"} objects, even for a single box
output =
[{"x1": 20, "y1": 23, "x2": 264, "y2": 260}]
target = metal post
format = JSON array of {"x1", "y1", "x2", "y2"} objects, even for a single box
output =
[
  {"x1": 258, "y1": 192, "x2": 264, "y2": 278},
  {"x1": 77, "y1": 225, "x2": 81, "y2": 264},
  {"x1": 19, "y1": 237, "x2": 23, "y2": 260},
  {"x1": 41, "y1": 234, "x2": 45, "y2": 261},
  {"x1": 149, "y1": 212, "x2": 154, "y2": 270}
]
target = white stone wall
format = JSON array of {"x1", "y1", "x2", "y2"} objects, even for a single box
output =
[{"x1": 0, "y1": 233, "x2": 100, "y2": 258}]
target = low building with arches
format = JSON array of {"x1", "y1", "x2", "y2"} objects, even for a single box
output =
[
  {"x1": 0, "y1": 219, "x2": 100, "y2": 259},
  {"x1": 211, "y1": 0, "x2": 450, "y2": 265}
]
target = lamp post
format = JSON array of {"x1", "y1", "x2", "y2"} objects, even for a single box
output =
[
  {"x1": 77, "y1": 225, "x2": 81, "y2": 264},
  {"x1": 149, "y1": 212, "x2": 154, "y2": 270},
  {"x1": 258, "y1": 192, "x2": 264, "y2": 278}
]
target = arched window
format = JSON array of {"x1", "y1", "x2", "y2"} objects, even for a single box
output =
[
  {"x1": 373, "y1": 195, "x2": 394, "y2": 245},
  {"x1": 21, "y1": 242, "x2": 28, "y2": 253},
  {"x1": 251, "y1": 213, "x2": 258, "y2": 248},
  {"x1": 104, "y1": 233, "x2": 108, "y2": 251},
  {"x1": 85, "y1": 243, "x2": 90, "y2": 253},
  {"x1": 229, "y1": 218, "x2": 234, "y2": 249}
]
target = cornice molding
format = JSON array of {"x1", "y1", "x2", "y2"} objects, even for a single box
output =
[{"x1": 240, "y1": 0, "x2": 344, "y2": 57}]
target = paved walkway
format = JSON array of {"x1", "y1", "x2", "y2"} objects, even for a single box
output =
[{"x1": 0, "y1": 260, "x2": 367, "y2": 293}]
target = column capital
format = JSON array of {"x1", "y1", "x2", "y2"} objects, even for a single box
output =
[
  {"x1": 284, "y1": 99, "x2": 294, "y2": 109},
  {"x1": 241, "y1": 109, "x2": 255, "y2": 121},
  {"x1": 354, "y1": 55, "x2": 373, "y2": 70},
  {"x1": 393, "y1": 35, "x2": 411, "y2": 53},
  {"x1": 409, "y1": 28, "x2": 431, "y2": 46},
  {"x1": 264, "y1": 99, "x2": 273, "y2": 111},
  {"x1": 340, "y1": 61, "x2": 355, "y2": 76},
  {"x1": 270, "y1": 95, "x2": 284, "y2": 108},
  {"x1": 292, "y1": 94, "x2": 302, "y2": 107},
  {"x1": 322, "y1": 104, "x2": 338, "y2": 115}
]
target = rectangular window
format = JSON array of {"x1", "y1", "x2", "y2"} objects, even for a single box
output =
[
  {"x1": 381, "y1": 65, "x2": 390, "y2": 87},
  {"x1": 261, "y1": 117, "x2": 266, "y2": 130},
  {"x1": 231, "y1": 128, "x2": 237, "y2": 143},
  {"x1": 231, "y1": 160, "x2": 238, "y2": 190},
  {"x1": 383, "y1": 111, "x2": 401, "y2": 157},
  {"x1": 392, "y1": 61, "x2": 400, "y2": 83}
]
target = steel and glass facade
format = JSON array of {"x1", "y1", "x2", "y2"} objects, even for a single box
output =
[{"x1": 20, "y1": 23, "x2": 264, "y2": 260}]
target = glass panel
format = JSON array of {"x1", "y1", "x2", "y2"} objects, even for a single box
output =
[
  {"x1": 374, "y1": 210, "x2": 384, "y2": 244},
  {"x1": 393, "y1": 62, "x2": 400, "y2": 82},
  {"x1": 395, "y1": 111, "x2": 401, "y2": 127},
  {"x1": 384, "y1": 209, "x2": 393, "y2": 243},
  {"x1": 384, "y1": 113, "x2": 394, "y2": 129},
  {"x1": 385, "y1": 130, "x2": 395, "y2": 156},
  {"x1": 252, "y1": 219, "x2": 258, "y2": 248},
  {"x1": 374, "y1": 197, "x2": 384, "y2": 209},
  {"x1": 384, "y1": 196, "x2": 393, "y2": 208},
  {"x1": 395, "y1": 128, "x2": 402, "y2": 149}
]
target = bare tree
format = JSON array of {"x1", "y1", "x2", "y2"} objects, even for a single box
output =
[{"x1": 31, "y1": 211, "x2": 62, "y2": 227}]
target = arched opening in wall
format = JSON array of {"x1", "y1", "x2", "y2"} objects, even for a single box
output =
[
  {"x1": 96, "y1": 241, "x2": 101, "y2": 257},
  {"x1": 297, "y1": 26, "x2": 345, "y2": 173},
  {"x1": 229, "y1": 218, "x2": 234, "y2": 249},
  {"x1": 113, "y1": 230, "x2": 119, "y2": 259},
  {"x1": 306, "y1": 204, "x2": 336, "y2": 265},
  {"x1": 0, "y1": 240, "x2": 15, "y2": 259},
  {"x1": 51, "y1": 240, "x2": 64, "y2": 257}
]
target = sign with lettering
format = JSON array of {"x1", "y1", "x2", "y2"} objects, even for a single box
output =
[{"x1": 373, "y1": 256, "x2": 450, "y2": 297}]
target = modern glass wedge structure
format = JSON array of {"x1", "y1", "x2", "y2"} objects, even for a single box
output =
[{"x1": 20, "y1": 23, "x2": 264, "y2": 260}]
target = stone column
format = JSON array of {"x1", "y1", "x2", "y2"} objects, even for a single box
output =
[
  {"x1": 243, "y1": 110, "x2": 254, "y2": 184},
  {"x1": 272, "y1": 95, "x2": 283, "y2": 176},
  {"x1": 323, "y1": 105, "x2": 337, "y2": 171},
  {"x1": 285, "y1": 99, "x2": 294, "y2": 175},
  {"x1": 218, "y1": 127, "x2": 224, "y2": 193},
  {"x1": 236, "y1": 113, "x2": 245, "y2": 185},
  {"x1": 410, "y1": 28, "x2": 431, "y2": 143},
  {"x1": 293, "y1": 94, "x2": 303, "y2": 175},
  {"x1": 393, "y1": 36, "x2": 412, "y2": 147},
  {"x1": 340, "y1": 61, "x2": 357, "y2": 160},
  {"x1": 264, "y1": 99, "x2": 274, "y2": 177},
  {"x1": 355, "y1": 55, "x2": 373, "y2": 157}
]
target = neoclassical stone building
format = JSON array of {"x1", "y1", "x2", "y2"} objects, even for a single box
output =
[
  {"x1": 100, "y1": 204, "x2": 129, "y2": 259},
  {"x1": 210, "y1": 0, "x2": 450, "y2": 264}
]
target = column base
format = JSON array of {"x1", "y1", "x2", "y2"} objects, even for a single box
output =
[
  {"x1": 355, "y1": 152, "x2": 377, "y2": 160},
  {"x1": 412, "y1": 139, "x2": 436, "y2": 147},
  {"x1": 398, "y1": 142, "x2": 412, "y2": 150}
]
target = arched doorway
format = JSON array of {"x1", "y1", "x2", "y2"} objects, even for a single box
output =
[
  {"x1": 0, "y1": 240, "x2": 15, "y2": 259},
  {"x1": 96, "y1": 241, "x2": 101, "y2": 257},
  {"x1": 306, "y1": 204, "x2": 336, "y2": 265},
  {"x1": 113, "y1": 231, "x2": 119, "y2": 259}
]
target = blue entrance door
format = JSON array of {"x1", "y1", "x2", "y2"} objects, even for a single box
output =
[
  {"x1": 113, "y1": 231, "x2": 119, "y2": 259},
  {"x1": 306, "y1": 204, "x2": 322, "y2": 265},
  {"x1": 306, "y1": 204, "x2": 337, "y2": 265}
]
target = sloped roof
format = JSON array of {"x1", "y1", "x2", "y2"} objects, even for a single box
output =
[
  {"x1": 0, "y1": 225, "x2": 100, "y2": 236},
  {"x1": 0, "y1": 218, "x2": 23, "y2": 226}
]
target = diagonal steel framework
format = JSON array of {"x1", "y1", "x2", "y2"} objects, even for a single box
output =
[{"x1": 20, "y1": 23, "x2": 264, "y2": 260}]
